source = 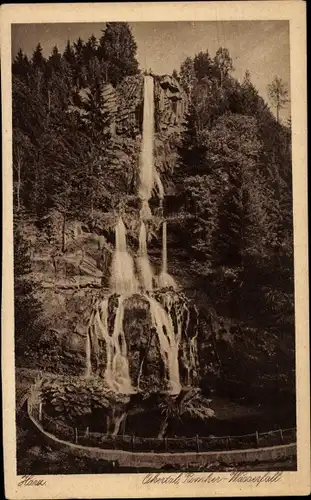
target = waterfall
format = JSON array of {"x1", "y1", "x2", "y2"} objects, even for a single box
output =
[
  {"x1": 85, "y1": 73, "x2": 199, "y2": 398},
  {"x1": 110, "y1": 217, "x2": 139, "y2": 295},
  {"x1": 137, "y1": 222, "x2": 153, "y2": 291},
  {"x1": 94, "y1": 297, "x2": 134, "y2": 394},
  {"x1": 91, "y1": 292, "x2": 184, "y2": 395},
  {"x1": 139, "y1": 75, "x2": 154, "y2": 220},
  {"x1": 146, "y1": 296, "x2": 181, "y2": 395},
  {"x1": 158, "y1": 221, "x2": 177, "y2": 290},
  {"x1": 154, "y1": 169, "x2": 164, "y2": 200}
]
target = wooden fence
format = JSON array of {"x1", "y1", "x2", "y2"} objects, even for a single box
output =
[{"x1": 29, "y1": 400, "x2": 296, "y2": 454}]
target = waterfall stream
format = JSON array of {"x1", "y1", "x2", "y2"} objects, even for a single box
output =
[
  {"x1": 146, "y1": 296, "x2": 181, "y2": 394},
  {"x1": 110, "y1": 217, "x2": 139, "y2": 295},
  {"x1": 94, "y1": 297, "x2": 134, "y2": 394},
  {"x1": 86, "y1": 75, "x2": 198, "y2": 395},
  {"x1": 139, "y1": 75, "x2": 154, "y2": 220}
]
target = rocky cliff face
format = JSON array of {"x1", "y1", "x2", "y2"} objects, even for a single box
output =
[
  {"x1": 87, "y1": 289, "x2": 200, "y2": 393},
  {"x1": 18, "y1": 74, "x2": 190, "y2": 380}
]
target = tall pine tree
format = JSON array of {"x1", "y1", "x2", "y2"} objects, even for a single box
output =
[{"x1": 98, "y1": 23, "x2": 139, "y2": 85}]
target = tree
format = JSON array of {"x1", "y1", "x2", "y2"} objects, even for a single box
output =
[
  {"x1": 157, "y1": 388, "x2": 214, "y2": 438},
  {"x1": 31, "y1": 43, "x2": 45, "y2": 69},
  {"x1": 237, "y1": 70, "x2": 261, "y2": 116},
  {"x1": 83, "y1": 34, "x2": 98, "y2": 63},
  {"x1": 12, "y1": 49, "x2": 31, "y2": 82},
  {"x1": 13, "y1": 128, "x2": 34, "y2": 213},
  {"x1": 14, "y1": 219, "x2": 44, "y2": 366},
  {"x1": 74, "y1": 36, "x2": 85, "y2": 58},
  {"x1": 213, "y1": 47, "x2": 234, "y2": 86},
  {"x1": 87, "y1": 56, "x2": 101, "y2": 87},
  {"x1": 31, "y1": 43, "x2": 46, "y2": 93},
  {"x1": 63, "y1": 40, "x2": 76, "y2": 66},
  {"x1": 179, "y1": 56, "x2": 196, "y2": 95},
  {"x1": 193, "y1": 50, "x2": 213, "y2": 82},
  {"x1": 267, "y1": 76, "x2": 289, "y2": 123},
  {"x1": 98, "y1": 22, "x2": 139, "y2": 85},
  {"x1": 48, "y1": 46, "x2": 62, "y2": 73},
  {"x1": 176, "y1": 104, "x2": 207, "y2": 178}
]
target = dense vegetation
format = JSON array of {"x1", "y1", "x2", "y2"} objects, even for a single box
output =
[
  {"x1": 13, "y1": 23, "x2": 294, "y2": 409},
  {"x1": 171, "y1": 50, "x2": 294, "y2": 401}
]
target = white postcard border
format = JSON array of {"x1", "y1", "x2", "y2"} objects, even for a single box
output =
[{"x1": 1, "y1": 2, "x2": 309, "y2": 498}]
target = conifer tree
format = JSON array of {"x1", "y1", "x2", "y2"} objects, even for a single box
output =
[
  {"x1": 73, "y1": 37, "x2": 86, "y2": 87},
  {"x1": 98, "y1": 22, "x2": 139, "y2": 85},
  {"x1": 179, "y1": 56, "x2": 196, "y2": 95},
  {"x1": 63, "y1": 40, "x2": 76, "y2": 66},
  {"x1": 193, "y1": 50, "x2": 213, "y2": 82},
  {"x1": 12, "y1": 49, "x2": 31, "y2": 82},
  {"x1": 268, "y1": 76, "x2": 289, "y2": 123},
  {"x1": 240, "y1": 70, "x2": 260, "y2": 115},
  {"x1": 213, "y1": 47, "x2": 234, "y2": 86},
  {"x1": 14, "y1": 219, "x2": 44, "y2": 365},
  {"x1": 48, "y1": 45, "x2": 62, "y2": 73},
  {"x1": 31, "y1": 43, "x2": 45, "y2": 69}
]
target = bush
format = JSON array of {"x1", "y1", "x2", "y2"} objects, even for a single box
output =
[{"x1": 40, "y1": 376, "x2": 130, "y2": 429}]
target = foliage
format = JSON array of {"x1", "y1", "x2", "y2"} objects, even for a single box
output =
[
  {"x1": 12, "y1": 31, "x2": 294, "y2": 406},
  {"x1": 14, "y1": 219, "x2": 44, "y2": 365},
  {"x1": 176, "y1": 51, "x2": 294, "y2": 396},
  {"x1": 12, "y1": 22, "x2": 140, "y2": 227},
  {"x1": 157, "y1": 388, "x2": 215, "y2": 437},
  {"x1": 40, "y1": 376, "x2": 130, "y2": 428},
  {"x1": 267, "y1": 76, "x2": 289, "y2": 123},
  {"x1": 179, "y1": 56, "x2": 196, "y2": 95},
  {"x1": 98, "y1": 23, "x2": 139, "y2": 85}
]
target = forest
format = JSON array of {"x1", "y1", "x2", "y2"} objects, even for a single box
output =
[{"x1": 13, "y1": 22, "x2": 295, "y2": 410}]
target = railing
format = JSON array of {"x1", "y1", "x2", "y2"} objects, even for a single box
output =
[{"x1": 28, "y1": 397, "x2": 296, "y2": 453}]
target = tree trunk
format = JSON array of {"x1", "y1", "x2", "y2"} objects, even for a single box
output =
[{"x1": 157, "y1": 418, "x2": 169, "y2": 439}]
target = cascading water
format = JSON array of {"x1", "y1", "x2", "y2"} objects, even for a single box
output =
[
  {"x1": 158, "y1": 221, "x2": 178, "y2": 290},
  {"x1": 154, "y1": 170, "x2": 164, "y2": 201},
  {"x1": 137, "y1": 222, "x2": 154, "y2": 291},
  {"x1": 139, "y1": 75, "x2": 155, "y2": 220},
  {"x1": 146, "y1": 296, "x2": 181, "y2": 394},
  {"x1": 86, "y1": 74, "x2": 199, "y2": 396},
  {"x1": 93, "y1": 297, "x2": 134, "y2": 393},
  {"x1": 110, "y1": 217, "x2": 139, "y2": 295}
]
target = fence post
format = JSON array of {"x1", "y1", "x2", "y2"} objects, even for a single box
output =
[
  {"x1": 255, "y1": 431, "x2": 259, "y2": 448},
  {"x1": 164, "y1": 437, "x2": 168, "y2": 452},
  {"x1": 196, "y1": 434, "x2": 200, "y2": 453},
  {"x1": 85, "y1": 426, "x2": 89, "y2": 438},
  {"x1": 74, "y1": 427, "x2": 78, "y2": 444},
  {"x1": 279, "y1": 428, "x2": 284, "y2": 444},
  {"x1": 226, "y1": 436, "x2": 231, "y2": 450},
  {"x1": 38, "y1": 402, "x2": 42, "y2": 422},
  {"x1": 131, "y1": 434, "x2": 135, "y2": 451}
]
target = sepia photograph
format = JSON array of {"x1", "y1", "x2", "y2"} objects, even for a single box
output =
[{"x1": 2, "y1": 2, "x2": 309, "y2": 499}]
